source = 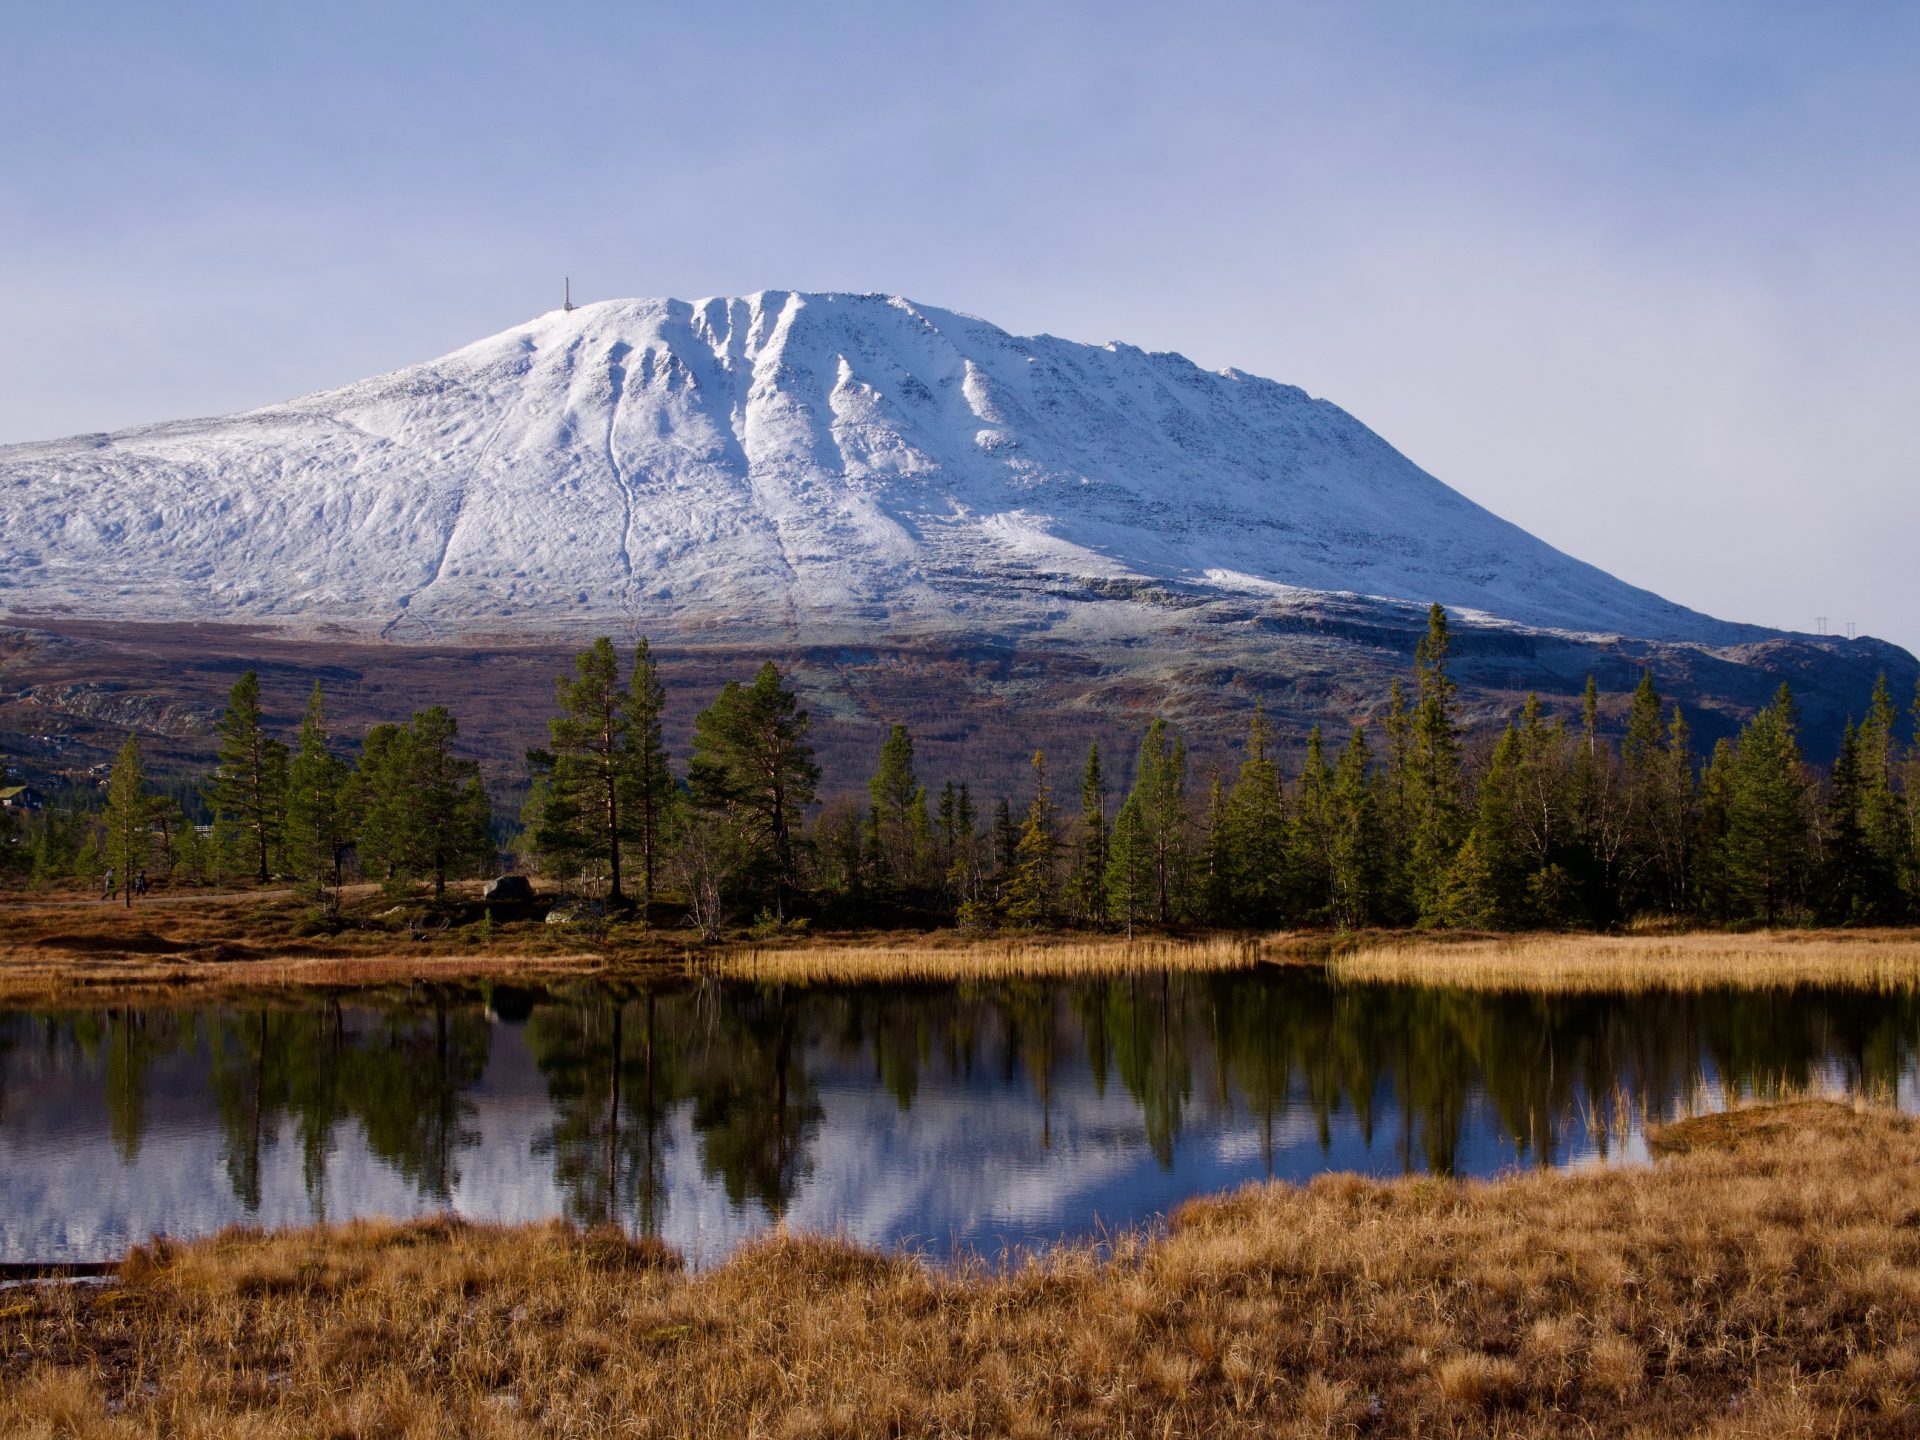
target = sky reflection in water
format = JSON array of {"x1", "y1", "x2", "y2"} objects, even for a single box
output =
[{"x1": 3, "y1": 968, "x2": 1915, "y2": 1264}]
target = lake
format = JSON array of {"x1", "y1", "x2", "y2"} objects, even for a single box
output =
[{"x1": 3, "y1": 967, "x2": 1914, "y2": 1265}]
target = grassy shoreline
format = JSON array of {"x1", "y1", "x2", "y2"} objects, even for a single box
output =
[
  {"x1": 8, "y1": 885, "x2": 1920, "y2": 1003},
  {"x1": 4, "y1": 1100, "x2": 1918, "y2": 1436}
]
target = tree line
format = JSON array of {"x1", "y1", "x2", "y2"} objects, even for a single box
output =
[{"x1": 12, "y1": 604, "x2": 1920, "y2": 930}]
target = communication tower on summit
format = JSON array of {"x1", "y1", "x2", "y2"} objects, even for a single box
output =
[{"x1": 563, "y1": 277, "x2": 575, "y2": 313}]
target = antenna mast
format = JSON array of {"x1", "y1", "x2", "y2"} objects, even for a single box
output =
[{"x1": 563, "y1": 277, "x2": 574, "y2": 313}]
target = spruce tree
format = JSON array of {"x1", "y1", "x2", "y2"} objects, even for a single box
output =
[
  {"x1": 1224, "y1": 703, "x2": 1287, "y2": 924},
  {"x1": 1127, "y1": 718, "x2": 1189, "y2": 924},
  {"x1": 688, "y1": 663, "x2": 819, "y2": 914},
  {"x1": 866, "y1": 724, "x2": 924, "y2": 893},
  {"x1": 1821, "y1": 720, "x2": 1873, "y2": 922},
  {"x1": 1854, "y1": 674, "x2": 1906, "y2": 918},
  {"x1": 1198, "y1": 775, "x2": 1233, "y2": 924},
  {"x1": 1069, "y1": 742, "x2": 1110, "y2": 925},
  {"x1": 1105, "y1": 792, "x2": 1152, "y2": 939},
  {"x1": 1290, "y1": 726, "x2": 1338, "y2": 922},
  {"x1": 213, "y1": 671, "x2": 286, "y2": 883},
  {"x1": 1003, "y1": 750, "x2": 1058, "y2": 927},
  {"x1": 101, "y1": 733, "x2": 148, "y2": 908},
  {"x1": 1723, "y1": 684, "x2": 1813, "y2": 925},
  {"x1": 1407, "y1": 605, "x2": 1465, "y2": 923},
  {"x1": 1328, "y1": 726, "x2": 1379, "y2": 928},
  {"x1": 284, "y1": 682, "x2": 350, "y2": 897}
]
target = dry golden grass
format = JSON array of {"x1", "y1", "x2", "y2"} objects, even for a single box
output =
[
  {"x1": 715, "y1": 932, "x2": 1274, "y2": 984},
  {"x1": 6, "y1": 1099, "x2": 1920, "y2": 1436},
  {"x1": 1334, "y1": 928, "x2": 1920, "y2": 993}
]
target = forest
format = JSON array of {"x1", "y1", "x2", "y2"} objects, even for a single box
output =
[{"x1": 4, "y1": 605, "x2": 1916, "y2": 935}]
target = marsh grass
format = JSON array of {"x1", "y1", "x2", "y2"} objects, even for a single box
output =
[
  {"x1": 713, "y1": 932, "x2": 1271, "y2": 984},
  {"x1": 1333, "y1": 929, "x2": 1920, "y2": 993},
  {"x1": 5, "y1": 1100, "x2": 1920, "y2": 1437}
]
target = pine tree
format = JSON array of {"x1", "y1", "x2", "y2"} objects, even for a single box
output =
[
  {"x1": 546, "y1": 638, "x2": 632, "y2": 903},
  {"x1": 1224, "y1": 703, "x2": 1287, "y2": 924},
  {"x1": 688, "y1": 662, "x2": 819, "y2": 914},
  {"x1": 355, "y1": 708, "x2": 492, "y2": 898},
  {"x1": 1068, "y1": 742, "x2": 1110, "y2": 926},
  {"x1": 1003, "y1": 751, "x2": 1058, "y2": 927},
  {"x1": 284, "y1": 682, "x2": 350, "y2": 897},
  {"x1": 1465, "y1": 722, "x2": 1524, "y2": 926},
  {"x1": 1407, "y1": 605, "x2": 1465, "y2": 923},
  {"x1": 101, "y1": 733, "x2": 148, "y2": 908},
  {"x1": 213, "y1": 671, "x2": 286, "y2": 883},
  {"x1": 405, "y1": 706, "x2": 494, "y2": 900},
  {"x1": 618, "y1": 638, "x2": 675, "y2": 909},
  {"x1": 1723, "y1": 684, "x2": 1813, "y2": 925}
]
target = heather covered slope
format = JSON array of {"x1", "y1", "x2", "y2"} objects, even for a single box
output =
[{"x1": 0, "y1": 291, "x2": 1749, "y2": 644}]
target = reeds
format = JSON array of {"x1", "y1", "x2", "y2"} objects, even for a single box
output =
[
  {"x1": 711, "y1": 932, "x2": 1271, "y2": 984},
  {"x1": 1332, "y1": 929, "x2": 1920, "y2": 993},
  {"x1": 4, "y1": 1099, "x2": 1918, "y2": 1437}
]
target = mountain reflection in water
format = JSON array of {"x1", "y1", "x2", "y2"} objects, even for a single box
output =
[{"x1": 3, "y1": 969, "x2": 1916, "y2": 1264}]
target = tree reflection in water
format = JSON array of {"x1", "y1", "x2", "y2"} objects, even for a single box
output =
[{"x1": 6, "y1": 971, "x2": 1920, "y2": 1244}]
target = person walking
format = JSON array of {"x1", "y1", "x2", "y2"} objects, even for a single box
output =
[{"x1": 134, "y1": 869, "x2": 148, "y2": 897}]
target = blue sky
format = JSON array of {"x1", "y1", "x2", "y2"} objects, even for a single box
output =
[{"x1": 4, "y1": 1, "x2": 1916, "y2": 650}]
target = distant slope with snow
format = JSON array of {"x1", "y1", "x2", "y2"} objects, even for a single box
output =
[{"x1": 0, "y1": 291, "x2": 1753, "y2": 644}]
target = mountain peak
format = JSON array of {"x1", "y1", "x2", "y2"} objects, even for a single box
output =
[{"x1": 1, "y1": 293, "x2": 1744, "y2": 646}]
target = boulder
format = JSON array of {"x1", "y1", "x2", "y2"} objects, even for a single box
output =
[{"x1": 484, "y1": 875, "x2": 535, "y2": 903}]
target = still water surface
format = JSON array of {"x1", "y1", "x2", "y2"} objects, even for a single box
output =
[{"x1": 4, "y1": 968, "x2": 1915, "y2": 1264}]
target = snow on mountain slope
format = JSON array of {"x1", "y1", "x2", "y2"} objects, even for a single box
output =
[{"x1": 0, "y1": 291, "x2": 1748, "y2": 644}]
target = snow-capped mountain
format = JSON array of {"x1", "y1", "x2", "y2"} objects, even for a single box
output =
[{"x1": 0, "y1": 291, "x2": 1748, "y2": 645}]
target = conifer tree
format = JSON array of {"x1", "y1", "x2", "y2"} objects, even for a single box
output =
[
  {"x1": 545, "y1": 638, "x2": 633, "y2": 903},
  {"x1": 618, "y1": 638, "x2": 675, "y2": 908},
  {"x1": 1290, "y1": 726, "x2": 1338, "y2": 922},
  {"x1": 1375, "y1": 678, "x2": 1416, "y2": 922},
  {"x1": 1693, "y1": 736, "x2": 1735, "y2": 920},
  {"x1": 1105, "y1": 792, "x2": 1152, "y2": 939},
  {"x1": 1068, "y1": 742, "x2": 1109, "y2": 926},
  {"x1": 1621, "y1": 672, "x2": 1668, "y2": 909},
  {"x1": 1224, "y1": 703, "x2": 1287, "y2": 924},
  {"x1": 1003, "y1": 750, "x2": 1058, "y2": 927},
  {"x1": 1821, "y1": 720, "x2": 1873, "y2": 923},
  {"x1": 101, "y1": 733, "x2": 148, "y2": 908},
  {"x1": 1723, "y1": 684, "x2": 1813, "y2": 925},
  {"x1": 1407, "y1": 605, "x2": 1465, "y2": 922},
  {"x1": 355, "y1": 708, "x2": 492, "y2": 898},
  {"x1": 688, "y1": 662, "x2": 819, "y2": 914},
  {"x1": 1851, "y1": 674, "x2": 1907, "y2": 919},
  {"x1": 1198, "y1": 775, "x2": 1233, "y2": 924},
  {"x1": 866, "y1": 724, "x2": 928, "y2": 893},
  {"x1": 1127, "y1": 718, "x2": 1189, "y2": 924},
  {"x1": 1328, "y1": 726, "x2": 1379, "y2": 927},
  {"x1": 991, "y1": 797, "x2": 1018, "y2": 884},
  {"x1": 284, "y1": 682, "x2": 350, "y2": 897},
  {"x1": 213, "y1": 671, "x2": 286, "y2": 883}
]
